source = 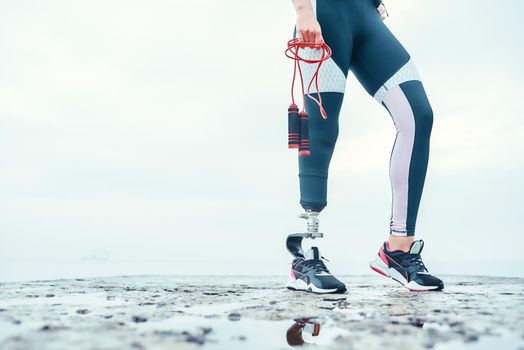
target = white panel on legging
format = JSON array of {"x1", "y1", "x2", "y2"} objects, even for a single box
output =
[
  {"x1": 374, "y1": 59, "x2": 420, "y2": 104},
  {"x1": 298, "y1": 48, "x2": 347, "y2": 94},
  {"x1": 382, "y1": 85, "x2": 415, "y2": 237},
  {"x1": 294, "y1": 0, "x2": 346, "y2": 94}
]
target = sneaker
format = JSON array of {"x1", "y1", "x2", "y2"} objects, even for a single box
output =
[
  {"x1": 369, "y1": 239, "x2": 444, "y2": 292},
  {"x1": 286, "y1": 246, "x2": 346, "y2": 294}
]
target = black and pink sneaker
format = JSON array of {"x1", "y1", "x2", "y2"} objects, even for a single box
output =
[
  {"x1": 286, "y1": 246, "x2": 346, "y2": 294},
  {"x1": 369, "y1": 240, "x2": 444, "y2": 292}
]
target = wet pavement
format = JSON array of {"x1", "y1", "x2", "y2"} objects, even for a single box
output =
[{"x1": 0, "y1": 275, "x2": 523, "y2": 349}]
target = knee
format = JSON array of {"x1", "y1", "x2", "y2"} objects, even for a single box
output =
[
  {"x1": 415, "y1": 103, "x2": 433, "y2": 135},
  {"x1": 415, "y1": 102, "x2": 433, "y2": 136},
  {"x1": 394, "y1": 80, "x2": 434, "y2": 137}
]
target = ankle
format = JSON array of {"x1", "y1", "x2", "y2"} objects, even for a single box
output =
[{"x1": 387, "y1": 236, "x2": 415, "y2": 252}]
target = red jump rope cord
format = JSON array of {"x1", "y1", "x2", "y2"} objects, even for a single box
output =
[{"x1": 285, "y1": 38, "x2": 332, "y2": 119}]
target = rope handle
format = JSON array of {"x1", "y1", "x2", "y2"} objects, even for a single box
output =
[{"x1": 285, "y1": 38, "x2": 332, "y2": 119}]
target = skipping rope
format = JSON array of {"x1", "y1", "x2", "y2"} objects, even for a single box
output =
[{"x1": 285, "y1": 38, "x2": 332, "y2": 156}]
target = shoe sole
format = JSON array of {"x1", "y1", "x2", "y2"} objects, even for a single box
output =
[
  {"x1": 369, "y1": 256, "x2": 443, "y2": 292},
  {"x1": 286, "y1": 277, "x2": 346, "y2": 294}
]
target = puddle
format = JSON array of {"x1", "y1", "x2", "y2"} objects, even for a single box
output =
[
  {"x1": 433, "y1": 332, "x2": 524, "y2": 350},
  {"x1": 0, "y1": 293, "x2": 114, "y2": 308},
  {"x1": 181, "y1": 302, "x2": 246, "y2": 316},
  {"x1": 0, "y1": 322, "x2": 24, "y2": 343},
  {"x1": 136, "y1": 316, "x2": 348, "y2": 348}
]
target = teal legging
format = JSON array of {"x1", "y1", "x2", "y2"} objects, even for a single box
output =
[{"x1": 296, "y1": 0, "x2": 433, "y2": 237}]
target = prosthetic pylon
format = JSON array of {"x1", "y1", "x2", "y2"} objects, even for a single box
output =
[{"x1": 286, "y1": 210, "x2": 323, "y2": 258}]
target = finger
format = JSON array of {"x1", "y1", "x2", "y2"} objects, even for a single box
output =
[
  {"x1": 314, "y1": 32, "x2": 323, "y2": 45},
  {"x1": 306, "y1": 30, "x2": 315, "y2": 44},
  {"x1": 298, "y1": 29, "x2": 308, "y2": 43},
  {"x1": 301, "y1": 30, "x2": 310, "y2": 43}
]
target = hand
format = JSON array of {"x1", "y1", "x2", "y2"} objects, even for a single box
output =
[{"x1": 296, "y1": 12, "x2": 324, "y2": 45}]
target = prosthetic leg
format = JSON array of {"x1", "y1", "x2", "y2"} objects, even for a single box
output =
[
  {"x1": 286, "y1": 210, "x2": 323, "y2": 259},
  {"x1": 285, "y1": 210, "x2": 346, "y2": 294}
]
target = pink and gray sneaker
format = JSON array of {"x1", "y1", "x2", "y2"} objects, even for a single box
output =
[{"x1": 369, "y1": 239, "x2": 444, "y2": 292}]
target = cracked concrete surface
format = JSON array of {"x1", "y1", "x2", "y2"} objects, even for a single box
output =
[{"x1": 0, "y1": 275, "x2": 523, "y2": 349}]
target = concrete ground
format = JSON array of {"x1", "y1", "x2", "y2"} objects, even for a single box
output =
[{"x1": 0, "y1": 275, "x2": 523, "y2": 350}]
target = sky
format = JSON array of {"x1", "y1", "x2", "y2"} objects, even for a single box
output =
[{"x1": 0, "y1": 0, "x2": 523, "y2": 281}]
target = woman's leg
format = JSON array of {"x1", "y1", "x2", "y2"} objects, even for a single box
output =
[
  {"x1": 382, "y1": 81, "x2": 433, "y2": 239},
  {"x1": 297, "y1": 0, "x2": 353, "y2": 213},
  {"x1": 350, "y1": 0, "x2": 433, "y2": 245},
  {"x1": 285, "y1": 0, "x2": 354, "y2": 295},
  {"x1": 351, "y1": 3, "x2": 442, "y2": 291},
  {"x1": 299, "y1": 93, "x2": 344, "y2": 212}
]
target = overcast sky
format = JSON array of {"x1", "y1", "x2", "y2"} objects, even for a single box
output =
[{"x1": 1, "y1": 0, "x2": 523, "y2": 281}]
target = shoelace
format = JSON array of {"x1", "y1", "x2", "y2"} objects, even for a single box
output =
[
  {"x1": 404, "y1": 254, "x2": 428, "y2": 273},
  {"x1": 302, "y1": 257, "x2": 331, "y2": 274}
]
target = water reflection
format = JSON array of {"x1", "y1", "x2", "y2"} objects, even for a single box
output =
[
  {"x1": 136, "y1": 297, "x2": 430, "y2": 348},
  {"x1": 285, "y1": 308, "x2": 426, "y2": 347},
  {"x1": 285, "y1": 317, "x2": 352, "y2": 347},
  {"x1": 286, "y1": 318, "x2": 321, "y2": 346}
]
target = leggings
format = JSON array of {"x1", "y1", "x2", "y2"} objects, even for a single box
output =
[{"x1": 296, "y1": 0, "x2": 433, "y2": 237}]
